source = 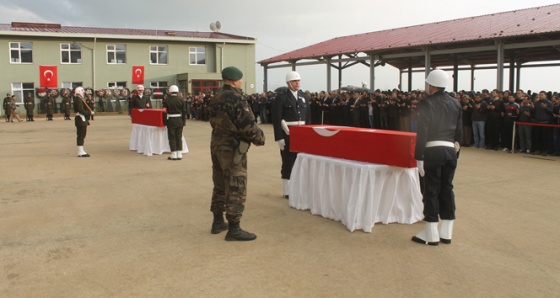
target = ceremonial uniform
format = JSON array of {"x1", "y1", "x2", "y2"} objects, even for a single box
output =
[
  {"x1": 3, "y1": 94, "x2": 12, "y2": 121},
  {"x1": 61, "y1": 96, "x2": 71, "y2": 120},
  {"x1": 73, "y1": 87, "x2": 92, "y2": 157},
  {"x1": 271, "y1": 86, "x2": 310, "y2": 183},
  {"x1": 163, "y1": 86, "x2": 186, "y2": 160},
  {"x1": 208, "y1": 66, "x2": 265, "y2": 241},
  {"x1": 44, "y1": 96, "x2": 55, "y2": 120},
  {"x1": 413, "y1": 70, "x2": 462, "y2": 246},
  {"x1": 25, "y1": 94, "x2": 35, "y2": 121}
]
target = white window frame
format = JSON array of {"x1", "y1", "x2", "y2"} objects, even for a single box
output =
[
  {"x1": 107, "y1": 44, "x2": 127, "y2": 64},
  {"x1": 189, "y1": 47, "x2": 206, "y2": 65},
  {"x1": 10, "y1": 42, "x2": 33, "y2": 64},
  {"x1": 149, "y1": 45, "x2": 168, "y2": 65},
  {"x1": 60, "y1": 43, "x2": 82, "y2": 64},
  {"x1": 107, "y1": 81, "x2": 127, "y2": 89},
  {"x1": 10, "y1": 82, "x2": 34, "y2": 104}
]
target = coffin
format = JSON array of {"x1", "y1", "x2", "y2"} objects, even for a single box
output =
[{"x1": 289, "y1": 125, "x2": 417, "y2": 168}]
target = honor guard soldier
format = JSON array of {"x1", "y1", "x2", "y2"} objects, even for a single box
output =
[
  {"x1": 131, "y1": 85, "x2": 152, "y2": 109},
  {"x1": 60, "y1": 89, "x2": 72, "y2": 120},
  {"x1": 163, "y1": 85, "x2": 186, "y2": 160},
  {"x1": 24, "y1": 93, "x2": 35, "y2": 121},
  {"x1": 412, "y1": 70, "x2": 462, "y2": 246},
  {"x1": 208, "y1": 66, "x2": 265, "y2": 241},
  {"x1": 271, "y1": 71, "x2": 311, "y2": 198},
  {"x1": 73, "y1": 87, "x2": 94, "y2": 157},
  {"x1": 4, "y1": 93, "x2": 12, "y2": 122}
]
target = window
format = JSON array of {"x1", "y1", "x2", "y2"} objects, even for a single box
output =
[
  {"x1": 191, "y1": 80, "x2": 220, "y2": 96},
  {"x1": 62, "y1": 82, "x2": 83, "y2": 89},
  {"x1": 10, "y1": 42, "x2": 33, "y2": 63},
  {"x1": 149, "y1": 46, "x2": 168, "y2": 64},
  {"x1": 107, "y1": 44, "x2": 126, "y2": 64},
  {"x1": 189, "y1": 47, "x2": 206, "y2": 65},
  {"x1": 107, "y1": 81, "x2": 127, "y2": 88},
  {"x1": 149, "y1": 81, "x2": 168, "y2": 88},
  {"x1": 61, "y1": 43, "x2": 82, "y2": 64},
  {"x1": 11, "y1": 82, "x2": 34, "y2": 104}
]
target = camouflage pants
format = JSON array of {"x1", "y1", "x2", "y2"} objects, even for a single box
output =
[{"x1": 210, "y1": 146, "x2": 247, "y2": 223}]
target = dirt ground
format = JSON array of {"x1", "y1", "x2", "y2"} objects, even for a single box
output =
[{"x1": 1, "y1": 114, "x2": 559, "y2": 297}]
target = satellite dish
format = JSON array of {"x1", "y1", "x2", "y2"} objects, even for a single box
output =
[
  {"x1": 215, "y1": 21, "x2": 221, "y2": 30},
  {"x1": 210, "y1": 22, "x2": 217, "y2": 32}
]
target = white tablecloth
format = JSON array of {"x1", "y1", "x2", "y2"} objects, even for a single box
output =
[
  {"x1": 129, "y1": 124, "x2": 189, "y2": 156},
  {"x1": 289, "y1": 153, "x2": 423, "y2": 232}
]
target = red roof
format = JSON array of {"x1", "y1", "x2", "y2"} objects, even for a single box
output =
[
  {"x1": 259, "y1": 4, "x2": 560, "y2": 65},
  {"x1": 0, "y1": 22, "x2": 254, "y2": 41}
]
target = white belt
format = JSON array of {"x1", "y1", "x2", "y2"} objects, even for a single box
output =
[
  {"x1": 284, "y1": 121, "x2": 305, "y2": 126},
  {"x1": 168, "y1": 114, "x2": 182, "y2": 118},
  {"x1": 75, "y1": 112, "x2": 85, "y2": 122},
  {"x1": 426, "y1": 141, "x2": 455, "y2": 148}
]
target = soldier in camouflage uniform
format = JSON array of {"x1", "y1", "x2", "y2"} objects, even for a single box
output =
[{"x1": 208, "y1": 66, "x2": 265, "y2": 241}]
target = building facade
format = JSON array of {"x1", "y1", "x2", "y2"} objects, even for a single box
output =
[{"x1": 0, "y1": 22, "x2": 256, "y2": 114}]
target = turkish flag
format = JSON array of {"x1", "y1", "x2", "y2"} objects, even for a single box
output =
[
  {"x1": 40, "y1": 66, "x2": 58, "y2": 88},
  {"x1": 132, "y1": 66, "x2": 144, "y2": 84}
]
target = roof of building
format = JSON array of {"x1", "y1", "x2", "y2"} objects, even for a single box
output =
[
  {"x1": 0, "y1": 22, "x2": 255, "y2": 42},
  {"x1": 259, "y1": 4, "x2": 560, "y2": 68}
]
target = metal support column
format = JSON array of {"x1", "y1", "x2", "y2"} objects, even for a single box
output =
[
  {"x1": 470, "y1": 65, "x2": 475, "y2": 91},
  {"x1": 263, "y1": 65, "x2": 268, "y2": 93},
  {"x1": 453, "y1": 56, "x2": 459, "y2": 92},
  {"x1": 407, "y1": 58, "x2": 412, "y2": 92},
  {"x1": 496, "y1": 41, "x2": 504, "y2": 91},
  {"x1": 424, "y1": 49, "x2": 431, "y2": 90},
  {"x1": 326, "y1": 57, "x2": 332, "y2": 92}
]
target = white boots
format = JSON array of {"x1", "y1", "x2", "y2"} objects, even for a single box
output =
[
  {"x1": 168, "y1": 151, "x2": 182, "y2": 160},
  {"x1": 77, "y1": 146, "x2": 90, "y2": 157},
  {"x1": 412, "y1": 222, "x2": 440, "y2": 246},
  {"x1": 439, "y1": 220, "x2": 454, "y2": 244},
  {"x1": 282, "y1": 179, "x2": 289, "y2": 199},
  {"x1": 412, "y1": 220, "x2": 455, "y2": 246}
]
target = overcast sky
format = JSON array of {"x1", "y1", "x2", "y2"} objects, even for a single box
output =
[{"x1": 2, "y1": 0, "x2": 559, "y2": 93}]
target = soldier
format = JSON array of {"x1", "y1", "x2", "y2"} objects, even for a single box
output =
[
  {"x1": 131, "y1": 85, "x2": 151, "y2": 109},
  {"x1": 86, "y1": 93, "x2": 95, "y2": 120},
  {"x1": 8, "y1": 95, "x2": 22, "y2": 122},
  {"x1": 60, "y1": 89, "x2": 72, "y2": 120},
  {"x1": 412, "y1": 70, "x2": 462, "y2": 246},
  {"x1": 207, "y1": 66, "x2": 265, "y2": 241},
  {"x1": 44, "y1": 90, "x2": 56, "y2": 121},
  {"x1": 163, "y1": 85, "x2": 186, "y2": 160},
  {"x1": 24, "y1": 93, "x2": 36, "y2": 121},
  {"x1": 73, "y1": 87, "x2": 94, "y2": 157},
  {"x1": 3, "y1": 93, "x2": 12, "y2": 122},
  {"x1": 271, "y1": 71, "x2": 311, "y2": 199}
]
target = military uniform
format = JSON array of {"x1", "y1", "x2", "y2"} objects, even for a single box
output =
[
  {"x1": 163, "y1": 91, "x2": 186, "y2": 160},
  {"x1": 73, "y1": 90, "x2": 92, "y2": 157},
  {"x1": 25, "y1": 95, "x2": 35, "y2": 121},
  {"x1": 61, "y1": 96, "x2": 71, "y2": 120},
  {"x1": 208, "y1": 80, "x2": 265, "y2": 240},
  {"x1": 271, "y1": 89, "x2": 310, "y2": 181},
  {"x1": 3, "y1": 95, "x2": 11, "y2": 121},
  {"x1": 44, "y1": 96, "x2": 55, "y2": 120}
]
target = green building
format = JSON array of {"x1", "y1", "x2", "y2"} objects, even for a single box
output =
[{"x1": 0, "y1": 22, "x2": 256, "y2": 115}]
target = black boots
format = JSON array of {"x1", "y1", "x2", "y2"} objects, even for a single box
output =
[
  {"x1": 225, "y1": 222, "x2": 256, "y2": 241},
  {"x1": 211, "y1": 213, "x2": 228, "y2": 234}
]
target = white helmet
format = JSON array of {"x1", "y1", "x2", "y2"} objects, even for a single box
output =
[
  {"x1": 74, "y1": 87, "x2": 85, "y2": 97},
  {"x1": 169, "y1": 85, "x2": 179, "y2": 93},
  {"x1": 425, "y1": 69, "x2": 448, "y2": 88},
  {"x1": 285, "y1": 71, "x2": 301, "y2": 83}
]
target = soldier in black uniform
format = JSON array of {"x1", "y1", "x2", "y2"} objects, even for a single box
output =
[
  {"x1": 412, "y1": 69, "x2": 462, "y2": 246},
  {"x1": 208, "y1": 66, "x2": 265, "y2": 241},
  {"x1": 73, "y1": 87, "x2": 93, "y2": 157},
  {"x1": 271, "y1": 71, "x2": 311, "y2": 199},
  {"x1": 25, "y1": 93, "x2": 35, "y2": 121},
  {"x1": 4, "y1": 93, "x2": 12, "y2": 122},
  {"x1": 60, "y1": 89, "x2": 72, "y2": 120},
  {"x1": 163, "y1": 85, "x2": 186, "y2": 161}
]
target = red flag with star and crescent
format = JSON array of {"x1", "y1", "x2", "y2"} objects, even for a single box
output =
[
  {"x1": 132, "y1": 66, "x2": 144, "y2": 84},
  {"x1": 40, "y1": 66, "x2": 58, "y2": 88}
]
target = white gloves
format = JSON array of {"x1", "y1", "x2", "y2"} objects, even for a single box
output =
[
  {"x1": 91, "y1": 111, "x2": 95, "y2": 115},
  {"x1": 416, "y1": 160, "x2": 425, "y2": 177},
  {"x1": 277, "y1": 139, "x2": 286, "y2": 151}
]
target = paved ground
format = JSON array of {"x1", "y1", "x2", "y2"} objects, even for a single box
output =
[{"x1": 1, "y1": 114, "x2": 559, "y2": 297}]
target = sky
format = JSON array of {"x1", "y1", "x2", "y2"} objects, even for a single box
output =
[{"x1": 1, "y1": 0, "x2": 560, "y2": 93}]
